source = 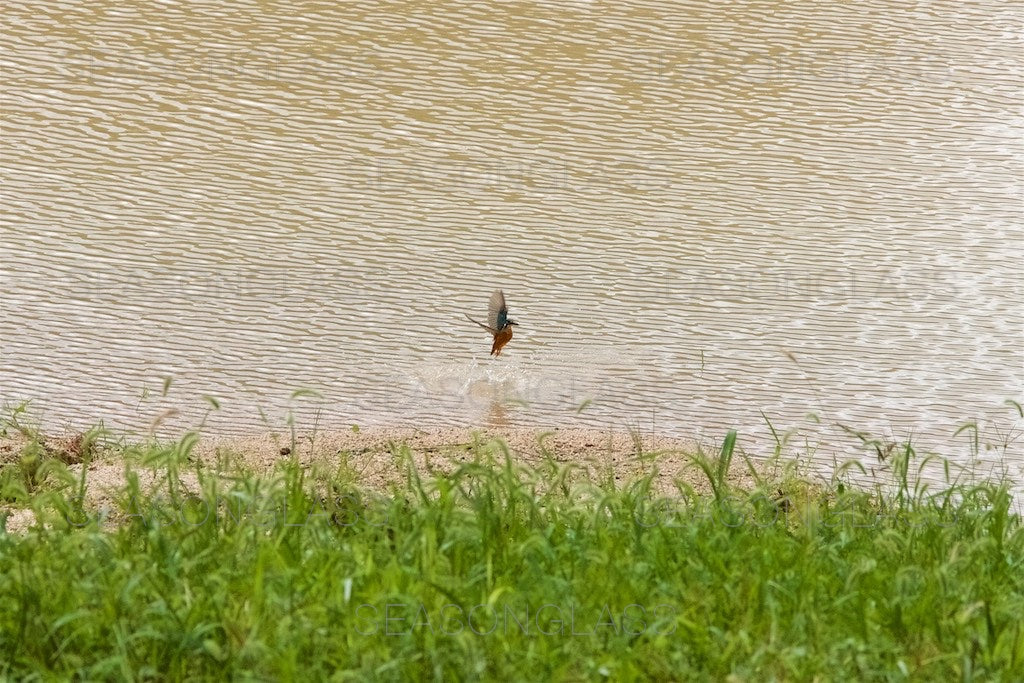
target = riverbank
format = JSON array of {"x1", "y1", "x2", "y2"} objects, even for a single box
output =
[
  {"x1": 1, "y1": 419, "x2": 1022, "y2": 679},
  {"x1": 0, "y1": 423, "x2": 772, "y2": 533}
]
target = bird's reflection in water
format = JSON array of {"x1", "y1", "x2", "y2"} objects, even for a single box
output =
[
  {"x1": 466, "y1": 378, "x2": 518, "y2": 430},
  {"x1": 486, "y1": 396, "x2": 511, "y2": 430}
]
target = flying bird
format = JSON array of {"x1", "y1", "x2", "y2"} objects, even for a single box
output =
[{"x1": 465, "y1": 289, "x2": 519, "y2": 356}]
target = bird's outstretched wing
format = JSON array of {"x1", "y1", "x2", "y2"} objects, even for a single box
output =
[{"x1": 488, "y1": 289, "x2": 509, "y2": 330}]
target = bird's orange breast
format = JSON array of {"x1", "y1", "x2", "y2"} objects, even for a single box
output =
[{"x1": 491, "y1": 326, "x2": 514, "y2": 356}]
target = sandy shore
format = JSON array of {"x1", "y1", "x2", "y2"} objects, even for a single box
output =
[
  {"x1": 198, "y1": 426, "x2": 768, "y2": 491},
  {"x1": 1, "y1": 426, "x2": 781, "y2": 533}
]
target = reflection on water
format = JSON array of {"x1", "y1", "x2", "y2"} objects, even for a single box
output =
[{"x1": 1, "y1": 0, "x2": 1021, "y2": 487}]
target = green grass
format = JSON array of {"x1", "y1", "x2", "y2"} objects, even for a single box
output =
[{"x1": 1, "y1": 423, "x2": 1022, "y2": 681}]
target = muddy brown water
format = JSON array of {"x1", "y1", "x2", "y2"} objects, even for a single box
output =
[{"x1": 1, "y1": 0, "x2": 1021, "y2": 488}]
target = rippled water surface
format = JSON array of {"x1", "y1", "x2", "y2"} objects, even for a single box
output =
[{"x1": 2, "y1": 1, "x2": 1022, "y2": 482}]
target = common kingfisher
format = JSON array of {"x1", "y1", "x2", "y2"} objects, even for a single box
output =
[{"x1": 466, "y1": 289, "x2": 519, "y2": 356}]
